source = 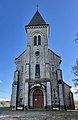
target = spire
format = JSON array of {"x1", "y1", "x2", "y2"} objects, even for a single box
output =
[
  {"x1": 36, "y1": 4, "x2": 39, "y2": 11},
  {"x1": 28, "y1": 10, "x2": 46, "y2": 26}
]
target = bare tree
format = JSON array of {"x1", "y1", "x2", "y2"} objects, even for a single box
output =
[
  {"x1": 72, "y1": 59, "x2": 78, "y2": 87},
  {"x1": 75, "y1": 33, "x2": 78, "y2": 44},
  {"x1": 72, "y1": 33, "x2": 78, "y2": 93}
]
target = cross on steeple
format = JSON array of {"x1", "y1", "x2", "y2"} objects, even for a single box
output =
[{"x1": 36, "y1": 4, "x2": 39, "y2": 10}]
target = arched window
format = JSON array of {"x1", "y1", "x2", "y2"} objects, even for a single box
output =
[
  {"x1": 38, "y1": 35, "x2": 41, "y2": 45},
  {"x1": 34, "y1": 36, "x2": 37, "y2": 45},
  {"x1": 35, "y1": 64, "x2": 40, "y2": 77},
  {"x1": 22, "y1": 66, "x2": 23, "y2": 72},
  {"x1": 53, "y1": 88, "x2": 56, "y2": 97},
  {"x1": 52, "y1": 64, "x2": 54, "y2": 71}
]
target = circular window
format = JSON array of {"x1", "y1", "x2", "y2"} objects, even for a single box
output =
[{"x1": 35, "y1": 51, "x2": 40, "y2": 56}]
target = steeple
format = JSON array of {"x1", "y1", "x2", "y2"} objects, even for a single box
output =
[{"x1": 28, "y1": 10, "x2": 46, "y2": 26}]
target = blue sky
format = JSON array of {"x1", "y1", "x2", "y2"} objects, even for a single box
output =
[{"x1": 0, "y1": 0, "x2": 78, "y2": 101}]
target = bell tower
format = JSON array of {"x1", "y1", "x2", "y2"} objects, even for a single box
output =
[
  {"x1": 25, "y1": 10, "x2": 49, "y2": 47},
  {"x1": 25, "y1": 10, "x2": 50, "y2": 81},
  {"x1": 24, "y1": 10, "x2": 51, "y2": 109}
]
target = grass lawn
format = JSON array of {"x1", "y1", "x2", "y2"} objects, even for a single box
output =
[
  {"x1": 2, "y1": 107, "x2": 78, "y2": 113},
  {"x1": 1, "y1": 107, "x2": 78, "y2": 120}
]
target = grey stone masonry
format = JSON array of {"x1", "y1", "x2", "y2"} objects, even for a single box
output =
[
  {"x1": 46, "y1": 82, "x2": 51, "y2": 109},
  {"x1": 57, "y1": 69, "x2": 66, "y2": 110},
  {"x1": 11, "y1": 71, "x2": 19, "y2": 110},
  {"x1": 11, "y1": 10, "x2": 74, "y2": 110},
  {"x1": 24, "y1": 82, "x2": 28, "y2": 109}
]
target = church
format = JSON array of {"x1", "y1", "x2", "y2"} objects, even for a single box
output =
[{"x1": 11, "y1": 10, "x2": 74, "y2": 110}]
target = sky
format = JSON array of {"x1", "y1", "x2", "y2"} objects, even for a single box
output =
[{"x1": 0, "y1": 0, "x2": 78, "y2": 101}]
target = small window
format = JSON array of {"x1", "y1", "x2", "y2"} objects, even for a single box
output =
[
  {"x1": 22, "y1": 66, "x2": 23, "y2": 72},
  {"x1": 53, "y1": 88, "x2": 56, "y2": 97},
  {"x1": 52, "y1": 64, "x2": 54, "y2": 71},
  {"x1": 52, "y1": 72, "x2": 54, "y2": 78},
  {"x1": 38, "y1": 35, "x2": 41, "y2": 45},
  {"x1": 35, "y1": 64, "x2": 40, "y2": 77},
  {"x1": 20, "y1": 98, "x2": 23, "y2": 103},
  {"x1": 34, "y1": 36, "x2": 37, "y2": 45},
  {"x1": 35, "y1": 51, "x2": 40, "y2": 56}
]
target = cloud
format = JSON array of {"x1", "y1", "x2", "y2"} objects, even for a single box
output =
[
  {"x1": 0, "y1": 80, "x2": 3, "y2": 84},
  {"x1": 0, "y1": 98, "x2": 10, "y2": 101}
]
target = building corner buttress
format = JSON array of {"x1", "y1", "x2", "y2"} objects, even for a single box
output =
[
  {"x1": 56, "y1": 69, "x2": 66, "y2": 110},
  {"x1": 11, "y1": 71, "x2": 19, "y2": 110}
]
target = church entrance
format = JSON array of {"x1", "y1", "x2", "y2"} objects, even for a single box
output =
[{"x1": 33, "y1": 89, "x2": 44, "y2": 109}]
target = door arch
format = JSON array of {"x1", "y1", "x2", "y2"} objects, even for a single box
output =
[{"x1": 33, "y1": 89, "x2": 44, "y2": 109}]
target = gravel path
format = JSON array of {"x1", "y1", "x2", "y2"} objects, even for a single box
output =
[{"x1": 0, "y1": 111, "x2": 78, "y2": 120}]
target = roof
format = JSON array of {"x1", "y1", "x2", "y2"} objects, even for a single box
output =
[
  {"x1": 48, "y1": 48, "x2": 61, "y2": 59},
  {"x1": 64, "y1": 82, "x2": 71, "y2": 88},
  {"x1": 15, "y1": 50, "x2": 26, "y2": 60},
  {"x1": 28, "y1": 10, "x2": 46, "y2": 26}
]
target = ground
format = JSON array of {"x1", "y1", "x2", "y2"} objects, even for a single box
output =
[{"x1": 0, "y1": 108, "x2": 78, "y2": 120}]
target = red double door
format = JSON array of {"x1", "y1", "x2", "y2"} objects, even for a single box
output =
[{"x1": 33, "y1": 89, "x2": 44, "y2": 109}]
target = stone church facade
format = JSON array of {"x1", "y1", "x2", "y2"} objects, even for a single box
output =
[{"x1": 11, "y1": 10, "x2": 74, "y2": 110}]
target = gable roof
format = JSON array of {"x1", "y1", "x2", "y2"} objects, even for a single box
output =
[
  {"x1": 64, "y1": 82, "x2": 71, "y2": 88},
  {"x1": 28, "y1": 10, "x2": 46, "y2": 26},
  {"x1": 15, "y1": 50, "x2": 26, "y2": 60},
  {"x1": 48, "y1": 48, "x2": 61, "y2": 59}
]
